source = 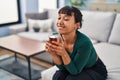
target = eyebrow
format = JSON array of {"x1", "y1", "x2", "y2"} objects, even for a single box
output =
[{"x1": 59, "y1": 14, "x2": 72, "y2": 17}]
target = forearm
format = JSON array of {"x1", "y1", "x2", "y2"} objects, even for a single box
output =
[
  {"x1": 51, "y1": 54, "x2": 62, "y2": 65},
  {"x1": 61, "y1": 52, "x2": 71, "y2": 65},
  {"x1": 61, "y1": 53, "x2": 78, "y2": 75}
]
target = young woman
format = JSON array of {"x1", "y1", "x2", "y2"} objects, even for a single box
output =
[{"x1": 45, "y1": 6, "x2": 107, "y2": 80}]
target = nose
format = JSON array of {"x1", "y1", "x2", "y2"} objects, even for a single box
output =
[{"x1": 57, "y1": 19, "x2": 63, "y2": 26}]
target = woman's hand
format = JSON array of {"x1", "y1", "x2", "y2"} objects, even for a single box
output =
[
  {"x1": 46, "y1": 37, "x2": 71, "y2": 65},
  {"x1": 50, "y1": 38, "x2": 67, "y2": 56},
  {"x1": 45, "y1": 39, "x2": 63, "y2": 65},
  {"x1": 51, "y1": 38, "x2": 71, "y2": 65},
  {"x1": 45, "y1": 40, "x2": 56, "y2": 56}
]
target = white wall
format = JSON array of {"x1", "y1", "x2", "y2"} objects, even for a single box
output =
[
  {"x1": 26, "y1": 0, "x2": 38, "y2": 13},
  {"x1": 38, "y1": 0, "x2": 57, "y2": 12}
]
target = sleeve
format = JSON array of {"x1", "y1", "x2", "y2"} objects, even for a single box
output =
[
  {"x1": 55, "y1": 64, "x2": 66, "y2": 70},
  {"x1": 54, "y1": 61, "x2": 66, "y2": 70},
  {"x1": 64, "y1": 41, "x2": 92, "y2": 75}
]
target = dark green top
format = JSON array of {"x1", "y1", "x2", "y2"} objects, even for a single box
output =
[{"x1": 55, "y1": 31, "x2": 97, "y2": 75}]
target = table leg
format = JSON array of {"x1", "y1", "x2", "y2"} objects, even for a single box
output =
[
  {"x1": 26, "y1": 57, "x2": 32, "y2": 80},
  {"x1": 14, "y1": 53, "x2": 17, "y2": 62}
]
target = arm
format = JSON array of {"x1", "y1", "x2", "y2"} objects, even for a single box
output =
[
  {"x1": 64, "y1": 42, "x2": 92, "y2": 75},
  {"x1": 52, "y1": 40, "x2": 92, "y2": 75},
  {"x1": 51, "y1": 53, "x2": 62, "y2": 65},
  {"x1": 49, "y1": 40, "x2": 71, "y2": 65},
  {"x1": 45, "y1": 40, "x2": 62, "y2": 65}
]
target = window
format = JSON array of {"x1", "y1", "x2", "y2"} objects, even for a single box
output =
[{"x1": 0, "y1": 0, "x2": 21, "y2": 27}]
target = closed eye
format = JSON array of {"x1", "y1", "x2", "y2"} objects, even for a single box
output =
[{"x1": 64, "y1": 18, "x2": 69, "y2": 21}]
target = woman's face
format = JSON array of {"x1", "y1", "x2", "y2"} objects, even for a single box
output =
[{"x1": 56, "y1": 13, "x2": 79, "y2": 35}]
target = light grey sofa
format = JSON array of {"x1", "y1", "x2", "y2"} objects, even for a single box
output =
[{"x1": 9, "y1": 10, "x2": 120, "y2": 80}]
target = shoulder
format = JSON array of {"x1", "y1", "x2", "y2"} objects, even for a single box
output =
[
  {"x1": 76, "y1": 31, "x2": 93, "y2": 48},
  {"x1": 77, "y1": 31, "x2": 91, "y2": 43}
]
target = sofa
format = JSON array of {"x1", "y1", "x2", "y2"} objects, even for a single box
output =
[{"x1": 9, "y1": 9, "x2": 120, "y2": 80}]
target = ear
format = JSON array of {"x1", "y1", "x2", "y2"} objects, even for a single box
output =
[{"x1": 76, "y1": 22, "x2": 80, "y2": 28}]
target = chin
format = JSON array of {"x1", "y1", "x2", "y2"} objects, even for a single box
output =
[
  {"x1": 57, "y1": 30, "x2": 63, "y2": 34},
  {"x1": 59, "y1": 32, "x2": 66, "y2": 35},
  {"x1": 57, "y1": 30, "x2": 67, "y2": 35},
  {"x1": 58, "y1": 31, "x2": 62, "y2": 34}
]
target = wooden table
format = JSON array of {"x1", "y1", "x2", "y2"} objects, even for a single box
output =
[{"x1": 0, "y1": 35, "x2": 46, "y2": 80}]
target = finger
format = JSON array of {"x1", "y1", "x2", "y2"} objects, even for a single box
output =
[
  {"x1": 45, "y1": 43, "x2": 49, "y2": 49},
  {"x1": 45, "y1": 46, "x2": 48, "y2": 52},
  {"x1": 58, "y1": 37, "x2": 62, "y2": 43},
  {"x1": 47, "y1": 43, "x2": 54, "y2": 51},
  {"x1": 46, "y1": 46, "x2": 52, "y2": 53},
  {"x1": 50, "y1": 44, "x2": 58, "y2": 50},
  {"x1": 45, "y1": 42, "x2": 52, "y2": 52},
  {"x1": 51, "y1": 41, "x2": 58, "y2": 46},
  {"x1": 46, "y1": 41, "x2": 52, "y2": 47},
  {"x1": 46, "y1": 41, "x2": 49, "y2": 46}
]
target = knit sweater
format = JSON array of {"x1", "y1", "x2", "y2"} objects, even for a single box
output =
[{"x1": 56, "y1": 31, "x2": 97, "y2": 75}]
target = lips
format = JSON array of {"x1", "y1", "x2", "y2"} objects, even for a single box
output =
[{"x1": 57, "y1": 26, "x2": 64, "y2": 30}]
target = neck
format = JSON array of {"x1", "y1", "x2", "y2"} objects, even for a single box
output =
[{"x1": 61, "y1": 32, "x2": 76, "y2": 44}]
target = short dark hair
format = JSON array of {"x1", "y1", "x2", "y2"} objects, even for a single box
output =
[{"x1": 58, "y1": 6, "x2": 83, "y2": 28}]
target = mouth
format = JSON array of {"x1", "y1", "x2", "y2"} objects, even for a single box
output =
[{"x1": 57, "y1": 26, "x2": 65, "y2": 30}]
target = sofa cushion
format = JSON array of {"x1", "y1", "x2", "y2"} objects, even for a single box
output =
[
  {"x1": 25, "y1": 11, "x2": 48, "y2": 20},
  {"x1": 79, "y1": 11, "x2": 116, "y2": 42},
  {"x1": 25, "y1": 11, "x2": 48, "y2": 31},
  {"x1": 108, "y1": 14, "x2": 120, "y2": 45},
  {"x1": 90, "y1": 38, "x2": 99, "y2": 44},
  {"x1": 94, "y1": 43, "x2": 120, "y2": 80},
  {"x1": 27, "y1": 18, "x2": 53, "y2": 32},
  {"x1": 9, "y1": 24, "x2": 27, "y2": 34}
]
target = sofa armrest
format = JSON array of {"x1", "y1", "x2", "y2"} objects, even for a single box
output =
[
  {"x1": 9, "y1": 24, "x2": 27, "y2": 34},
  {"x1": 41, "y1": 66, "x2": 58, "y2": 80},
  {"x1": 17, "y1": 32, "x2": 50, "y2": 42}
]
